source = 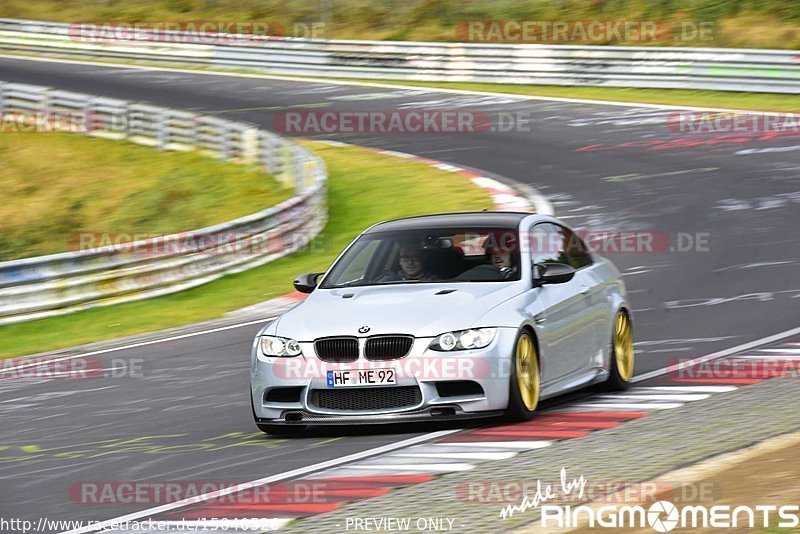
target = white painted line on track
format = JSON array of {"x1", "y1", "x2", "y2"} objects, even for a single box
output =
[
  {"x1": 427, "y1": 441, "x2": 553, "y2": 450},
  {"x1": 58, "y1": 428, "x2": 460, "y2": 534},
  {"x1": 733, "y1": 355, "x2": 800, "y2": 360},
  {"x1": 391, "y1": 451, "x2": 517, "y2": 460},
  {"x1": 632, "y1": 325, "x2": 800, "y2": 383},
  {"x1": 339, "y1": 463, "x2": 475, "y2": 472},
  {"x1": 572, "y1": 402, "x2": 685, "y2": 410},
  {"x1": 5, "y1": 317, "x2": 275, "y2": 373},
  {"x1": 632, "y1": 386, "x2": 738, "y2": 393},
  {"x1": 755, "y1": 348, "x2": 800, "y2": 355},
  {"x1": 0, "y1": 53, "x2": 793, "y2": 115},
  {"x1": 595, "y1": 393, "x2": 711, "y2": 401}
]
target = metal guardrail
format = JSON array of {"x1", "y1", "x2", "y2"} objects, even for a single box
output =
[
  {"x1": 0, "y1": 18, "x2": 799, "y2": 93},
  {"x1": 0, "y1": 80, "x2": 327, "y2": 325}
]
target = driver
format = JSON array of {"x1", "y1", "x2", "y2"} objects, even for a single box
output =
[
  {"x1": 485, "y1": 236, "x2": 519, "y2": 278},
  {"x1": 377, "y1": 242, "x2": 438, "y2": 282},
  {"x1": 455, "y1": 232, "x2": 519, "y2": 281}
]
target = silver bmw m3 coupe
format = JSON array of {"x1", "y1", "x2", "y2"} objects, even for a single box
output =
[{"x1": 250, "y1": 212, "x2": 634, "y2": 433}]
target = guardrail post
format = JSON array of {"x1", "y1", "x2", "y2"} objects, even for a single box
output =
[
  {"x1": 241, "y1": 127, "x2": 259, "y2": 164},
  {"x1": 82, "y1": 95, "x2": 95, "y2": 135},
  {"x1": 156, "y1": 111, "x2": 169, "y2": 150},
  {"x1": 221, "y1": 121, "x2": 232, "y2": 160}
]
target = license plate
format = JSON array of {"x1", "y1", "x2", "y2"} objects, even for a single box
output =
[{"x1": 326, "y1": 368, "x2": 396, "y2": 387}]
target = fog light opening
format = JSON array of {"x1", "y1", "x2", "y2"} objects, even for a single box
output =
[{"x1": 431, "y1": 407, "x2": 456, "y2": 417}]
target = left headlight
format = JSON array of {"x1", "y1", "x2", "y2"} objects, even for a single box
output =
[
  {"x1": 429, "y1": 328, "x2": 497, "y2": 351},
  {"x1": 260, "y1": 336, "x2": 303, "y2": 357}
]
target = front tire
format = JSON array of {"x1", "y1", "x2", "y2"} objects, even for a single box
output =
[
  {"x1": 506, "y1": 330, "x2": 541, "y2": 421},
  {"x1": 602, "y1": 310, "x2": 635, "y2": 390}
]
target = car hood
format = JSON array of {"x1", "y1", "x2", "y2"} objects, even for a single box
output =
[{"x1": 275, "y1": 282, "x2": 525, "y2": 340}]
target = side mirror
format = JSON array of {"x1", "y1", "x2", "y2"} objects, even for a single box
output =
[
  {"x1": 294, "y1": 272, "x2": 322, "y2": 294},
  {"x1": 533, "y1": 262, "x2": 576, "y2": 286}
]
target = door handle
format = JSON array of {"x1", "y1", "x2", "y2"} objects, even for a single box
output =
[
  {"x1": 580, "y1": 285, "x2": 591, "y2": 296},
  {"x1": 534, "y1": 313, "x2": 546, "y2": 325}
]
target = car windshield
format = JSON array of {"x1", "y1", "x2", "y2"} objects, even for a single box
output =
[{"x1": 320, "y1": 227, "x2": 522, "y2": 288}]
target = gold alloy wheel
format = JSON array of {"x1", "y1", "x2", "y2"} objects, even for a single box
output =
[
  {"x1": 515, "y1": 333, "x2": 540, "y2": 411},
  {"x1": 613, "y1": 311, "x2": 635, "y2": 381}
]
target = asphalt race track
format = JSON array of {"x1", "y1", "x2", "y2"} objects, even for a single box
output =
[{"x1": 1, "y1": 56, "x2": 799, "y2": 530}]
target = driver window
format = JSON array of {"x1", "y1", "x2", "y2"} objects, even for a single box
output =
[
  {"x1": 530, "y1": 223, "x2": 593, "y2": 270},
  {"x1": 530, "y1": 223, "x2": 570, "y2": 266}
]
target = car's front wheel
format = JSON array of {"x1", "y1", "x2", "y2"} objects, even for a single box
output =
[
  {"x1": 506, "y1": 330, "x2": 541, "y2": 421},
  {"x1": 602, "y1": 309, "x2": 635, "y2": 390}
]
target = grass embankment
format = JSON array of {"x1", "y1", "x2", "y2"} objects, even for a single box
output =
[
  {"x1": 0, "y1": 0, "x2": 798, "y2": 49},
  {"x1": 0, "y1": 141, "x2": 492, "y2": 358},
  {"x1": 0, "y1": 133, "x2": 292, "y2": 261}
]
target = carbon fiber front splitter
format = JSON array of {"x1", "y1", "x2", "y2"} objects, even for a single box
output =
[{"x1": 255, "y1": 406, "x2": 504, "y2": 425}]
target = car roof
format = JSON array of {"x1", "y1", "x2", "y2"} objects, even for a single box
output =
[{"x1": 364, "y1": 212, "x2": 531, "y2": 234}]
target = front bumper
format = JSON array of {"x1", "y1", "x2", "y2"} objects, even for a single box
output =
[
  {"x1": 254, "y1": 407, "x2": 504, "y2": 426},
  {"x1": 250, "y1": 327, "x2": 516, "y2": 425}
]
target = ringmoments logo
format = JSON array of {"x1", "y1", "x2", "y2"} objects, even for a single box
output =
[{"x1": 500, "y1": 468, "x2": 800, "y2": 531}]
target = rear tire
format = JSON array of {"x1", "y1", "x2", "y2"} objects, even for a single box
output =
[
  {"x1": 506, "y1": 330, "x2": 541, "y2": 421},
  {"x1": 601, "y1": 310, "x2": 635, "y2": 391}
]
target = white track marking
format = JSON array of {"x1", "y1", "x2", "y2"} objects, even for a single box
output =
[
  {"x1": 5, "y1": 317, "x2": 275, "y2": 373},
  {"x1": 594, "y1": 393, "x2": 710, "y2": 401},
  {"x1": 733, "y1": 355, "x2": 800, "y2": 360},
  {"x1": 571, "y1": 402, "x2": 685, "y2": 410},
  {"x1": 428, "y1": 441, "x2": 553, "y2": 450},
  {"x1": 58, "y1": 429, "x2": 460, "y2": 534},
  {"x1": 632, "y1": 386, "x2": 738, "y2": 393},
  {"x1": 339, "y1": 463, "x2": 474, "y2": 472},
  {"x1": 0, "y1": 53, "x2": 792, "y2": 114},
  {"x1": 755, "y1": 348, "x2": 800, "y2": 355},
  {"x1": 391, "y1": 451, "x2": 517, "y2": 460},
  {"x1": 632, "y1": 325, "x2": 800, "y2": 383}
]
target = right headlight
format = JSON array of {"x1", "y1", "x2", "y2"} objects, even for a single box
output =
[
  {"x1": 429, "y1": 328, "x2": 497, "y2": 351},
  {"x1": 260, "y1": 336, "x2": 302, "y2": 357}
]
